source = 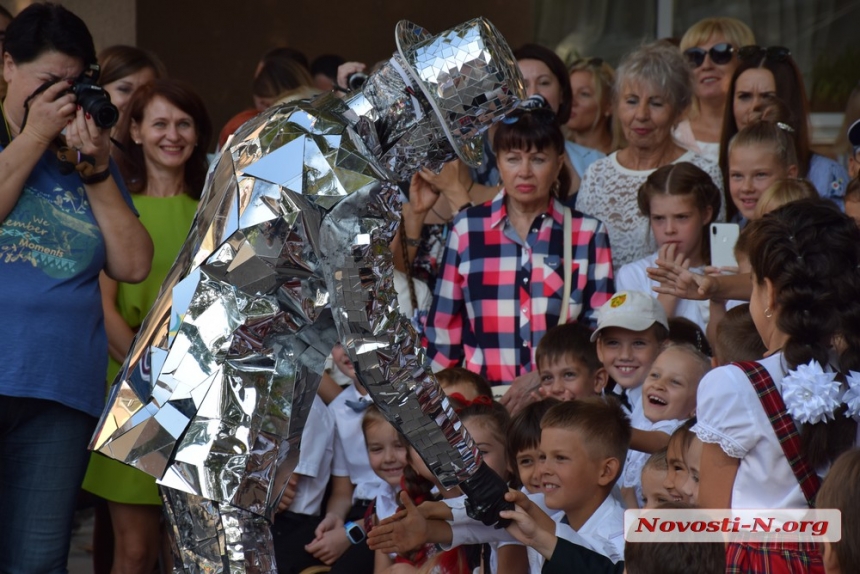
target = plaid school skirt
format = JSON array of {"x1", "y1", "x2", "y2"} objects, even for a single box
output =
[{"x1": 726, "y1": 541, "x2": 824, "y2": 573}]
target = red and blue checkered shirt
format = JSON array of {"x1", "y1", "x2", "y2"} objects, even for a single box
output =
[{"x1": 425, "y1": 191, "x2": 614, "y2": 386}]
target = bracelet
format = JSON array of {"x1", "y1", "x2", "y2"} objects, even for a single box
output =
[
  {"x1": 466, "y1": 179, "x2": 475, "y2": 194},
  {"x1": 458, "y1": 201, "x2": 473, "y2": 213},
  {"x1": 80, "y1": 168, "x2": 112, "y2": 185},
  {"x1": 404, "y1": 236, "x2": 422, "y2": 248}
]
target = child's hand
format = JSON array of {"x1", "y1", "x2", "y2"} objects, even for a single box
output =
[
  {"x1": 417, "y1": 499, "x2": 454, "y2": 521},
  {"x1": 499, "y1": 490, "x2": 557, "y2": 560},
  {"x1": 659, "y1": 242, "x2": 690, "y2": 273},
  {"x1": 366, "y1": 491, "x2": 428, "y2": 554},
  {"x1": 276, "y1": 473, "x2": 299, "y2": 513},
  {"x1": 306, "y1": 513, "x2": 350, "y2": 564},
  {"x1": 313, "y1": 512, "x2": 342, "y2": 537},
  {"x1": 500, "y1": 371, "x2": 540, "y2": 415},
  {"x1": 648, "y1": 259, "x2": 715, "y2": 300}
]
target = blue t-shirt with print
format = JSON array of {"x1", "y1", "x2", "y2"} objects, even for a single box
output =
[{"x1": 0, "y1": 147, "x2": 135, "y2": 417}]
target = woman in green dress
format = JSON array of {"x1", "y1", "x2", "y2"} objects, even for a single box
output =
[{"x1": 82, "y1": 78, "x2": 212, "y2": 574}]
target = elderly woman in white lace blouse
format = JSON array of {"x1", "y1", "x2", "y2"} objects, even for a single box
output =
[{"x1": 576, "y1": 41, "x2": 723, "y2": 271}]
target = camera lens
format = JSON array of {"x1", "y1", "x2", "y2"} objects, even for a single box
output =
[
  {"x1": 89, "y1": 101, "x2": 119, "y2": 129},
  {"x1": 347, "y1": 72, "x2": 368, "y2": 91},
  {"x1": 73, "y1": 84, "x2": 119, "y2": 129}
]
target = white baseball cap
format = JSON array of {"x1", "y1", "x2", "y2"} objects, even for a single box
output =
[{"x1": 590, "y1": 291, "x2": 669, "y2": 342}]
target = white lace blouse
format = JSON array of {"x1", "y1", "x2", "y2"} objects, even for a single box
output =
[{"x1": 575, "y1": 151, "x2": 723, "y2": 271}]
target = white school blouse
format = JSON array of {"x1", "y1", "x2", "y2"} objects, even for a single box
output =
[{"x1": 693, "y1": 353, "x2": 854, "y2": 509}]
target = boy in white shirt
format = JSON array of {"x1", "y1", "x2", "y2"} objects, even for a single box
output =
[
  {"x1": 367, "y1": 397, "x2": 631, "y2": 572},
  {"x1": 271, "y1": 395, "x2": 336, "y2": 573},
  {"x1": 305, "y1": 342, "x2": 381, "y2": 574}
]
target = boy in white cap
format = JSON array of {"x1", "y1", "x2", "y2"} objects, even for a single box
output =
[
  {"x1": 591, "y1": 291, "x2": 693, "y2": 507},
  {"x1": 590, "y1": 291, "x2": 669, "y2": 414}
]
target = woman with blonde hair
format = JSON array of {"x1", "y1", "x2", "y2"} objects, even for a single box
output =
[
  {"x1": 565, "y1": 57, "x2": 615, "y2": 155},
  {"x1": 674, "y1": 17, "x2": 755, "y2": 162},
  {"x1": 753, "y1": 178, "x2": 818, "y2": 218}
]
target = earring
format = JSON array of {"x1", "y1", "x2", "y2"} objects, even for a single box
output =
[
  {"x1": 134, "y1": 140, "x2": 141, "y2": 145},
  {"x1": 764, "y1": 307, "x2": 773, "y2": 319}
]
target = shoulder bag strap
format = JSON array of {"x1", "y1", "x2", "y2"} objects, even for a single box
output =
[
  {"x1": 732, "y1": 360, "x2": 822, "y2": 506},
  {"x1": 558, "y1": 206, "x2": 572, "y2": 326}
]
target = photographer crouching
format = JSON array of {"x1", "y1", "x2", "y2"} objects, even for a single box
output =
[{"x1": 0, "y1": 3, "x2": 152, "y2": 571}]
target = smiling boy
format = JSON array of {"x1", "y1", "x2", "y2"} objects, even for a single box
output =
[
  {"x1": 537, "y1": 397, "x2": 631, "y2": 564},
  {"x1": 537, "y1": 322, "x2": 607, "y2": 401},
  {"x1": 591, "y1": 291, "x2": 669, "y2": 412}
]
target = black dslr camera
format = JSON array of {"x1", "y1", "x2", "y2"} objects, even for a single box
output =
[{"x1": 68, "y1": 64, "x2": 119, "y2": 129}]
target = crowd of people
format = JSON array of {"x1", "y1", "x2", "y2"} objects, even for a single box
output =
[{"x1": 1, "y1": 2, "x2": 860, "y2": 574}]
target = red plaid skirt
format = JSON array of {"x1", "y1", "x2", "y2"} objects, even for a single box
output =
[{"x1": 726, "y1": 541, "x2": 824, "y2": 573}]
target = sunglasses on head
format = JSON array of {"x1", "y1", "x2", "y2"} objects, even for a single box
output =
[
  {"x1": 502, "y1": 95, "x2": 557, "y2": 125},
  {"x1": 738, "y1": 45, "x2": 792, "y2": 63},
  {"x1": 570, "y1": 57, "x2": 604, "y2": 69},
  {"x1": 683, "y1": 43, "x2": 734, "y2": 68}
]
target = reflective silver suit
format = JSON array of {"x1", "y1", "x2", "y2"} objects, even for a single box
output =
[{"x1": 91, "y1": 18, "x2": 523, "y2": 573}]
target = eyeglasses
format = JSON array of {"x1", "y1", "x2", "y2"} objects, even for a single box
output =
[
  {"x1": 737, "y1": 45, "x2": 792, "y2": 63},
  {"x1": 683, "y1": 43, "x2": 734, "y2": 68}
]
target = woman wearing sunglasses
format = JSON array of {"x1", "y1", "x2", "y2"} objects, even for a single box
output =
[
  {"x1": 674, "y1": 17, "x2": 755, "y2": 163},
  {"x1": 576, "y1": 41, "x2": 724, "y2": 271},
  {"x1": 718, "y1": 46, "x2": 850, "y2": 213}
]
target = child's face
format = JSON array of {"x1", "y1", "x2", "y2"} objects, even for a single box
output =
[
  {"x1": 539, "y1": 427, "x2": 610, "y2": 516},
  {"x1": 597, "y1": 326, "x2": 663, "y2": 390},
  {"x1": 679, "y1": 436, "x2": 703, "y2": 504},
  {"x1": 538, "y1": 355, "x2": 604, "y2": 401},
  {"x1": 331, "y1": 343, "x2": 357, "y2": 382},
  {"x1": 845, "y1": 198, "x2": 860, "y2": 227},
  {"x1": 664, "y1": 434, "x2": 692, "y2": 503},
  {"x1": 365, "y1": 420, "x2": 407, "y2": 488},
  {"x1": 640, "y1": 466, "x2": 672, "y2": 509},
  {"x1": 728, "y1": 143, "x2": 792, "y2": 221},
  {"x1": 515, "y1": 446, "x2": 543, "y2": 494},
  {"x1": 649, "y1": 194, "x2": 712, "y2": 266},
  {"x1": 464, "y1": 417, "x2": 510, "y2": 483},
  {"x1": 641, "y1": 347, "x2": 701, "y2": 422}
]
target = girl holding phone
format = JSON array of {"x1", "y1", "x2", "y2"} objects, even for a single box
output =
[{"x1": 616, "y1": 162, "x2": 721, "y2": 332}]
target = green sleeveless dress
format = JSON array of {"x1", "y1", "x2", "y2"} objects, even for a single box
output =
[{"x1": 82, "y1": 193, "x2": 198, "y2": 504}]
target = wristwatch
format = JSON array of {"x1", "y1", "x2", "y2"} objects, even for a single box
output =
[{"x1": 344, "y1": 521, "x2": 366, "y2": 544}]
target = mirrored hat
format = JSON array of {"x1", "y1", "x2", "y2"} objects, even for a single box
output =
[{"x1": 395, "y1": 17, "x2": 525, "y2": 167}]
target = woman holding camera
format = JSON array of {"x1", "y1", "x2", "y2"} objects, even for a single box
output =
[{"x1": 0, "y1": 4, "x2": 151, "y2": 572}]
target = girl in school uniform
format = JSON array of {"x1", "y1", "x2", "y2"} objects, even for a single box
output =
[{"x1": 694, "y1": 199, "x2": 860, "y2": 572}]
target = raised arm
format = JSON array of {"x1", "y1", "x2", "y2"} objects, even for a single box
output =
[
  {"x1": 0, "y1": 81, "x2": 77, "y2": 221},
  {"x1": 65, "y1": 106, "x2": 152, "y2": 282}
]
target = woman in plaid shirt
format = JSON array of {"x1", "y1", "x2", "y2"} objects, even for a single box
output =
[{"x1": 425, "y1": 105, "x2": 614, "y2": 386}]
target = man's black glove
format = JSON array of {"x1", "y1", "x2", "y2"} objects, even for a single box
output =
[{"x1": 459, "y1": 462, "x2": 514, "y2": 528}]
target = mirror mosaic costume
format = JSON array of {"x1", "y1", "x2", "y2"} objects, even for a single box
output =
[{"x1": 90, "y1": 18, "x2": 525, "y2": 572}]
